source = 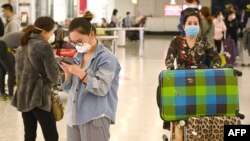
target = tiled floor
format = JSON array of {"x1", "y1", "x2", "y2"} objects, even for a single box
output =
[{"x1": 0, "y1": 35, "x2": 249, "y2": 141}]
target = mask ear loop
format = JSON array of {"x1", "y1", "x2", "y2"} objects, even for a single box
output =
[
  {"x1": 88, "y1": 26, "x2": 92, "y2": 37},
  {"x1": 34, "y1": 26, "x2": 47, "y2": 36},
  {"x1": 85, "y1": 27, "x2": 92, "y2": 45},
  {"x1": 88, "y1": 26, "x2": 97, "y2": 46},
  {"x1": 34, "y1": 26, "x2": 44, "y2": 31}
]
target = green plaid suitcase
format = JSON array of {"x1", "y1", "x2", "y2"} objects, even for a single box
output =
[{"x1": 157, "y1": 68, "x2": 239, "y2": 121}]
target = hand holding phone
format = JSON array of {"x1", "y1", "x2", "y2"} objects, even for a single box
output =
[
  {"x1": 56, "y1": 57, "x2": 77, "y2": 65},
  {"x1": 60, "y1": 59, "x2": 74, "y2": 65}
]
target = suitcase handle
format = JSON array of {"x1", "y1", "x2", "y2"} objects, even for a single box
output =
[
  {"x1": 175, "y1": 65, "x2": 208, "y2": 70},
  {"x1": 233, "y1": 69, "x2": 243, "y2": 77},
  {"x1": 226, "y1": 64, "x2": 243, "y2": 76},
  {"x1": 235, "y1": 110, "x2": 245, "y2": 120}
]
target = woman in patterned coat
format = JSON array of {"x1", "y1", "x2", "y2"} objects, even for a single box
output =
[
  {"x1": 164, "y1": 12, "x2": 221, "y2": 141},
  {"x1": 165, "y1": 12, "x2": 221, "y2": 70}
]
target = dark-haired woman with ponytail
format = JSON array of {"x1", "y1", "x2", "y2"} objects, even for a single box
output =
[
  {"x1": 199, "y1": 6, "x2": 215, "y2": 46},
  {"x1": 60, "y1": 12, "x2": 121, "y2": 141},
  {"x1": 12, "y1": 17, "x2": 59, "y2": 141}
]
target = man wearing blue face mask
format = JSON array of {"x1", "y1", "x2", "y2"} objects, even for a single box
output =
[{"x1": 165, "y1": 12, "x2": 221, "y2": 69}]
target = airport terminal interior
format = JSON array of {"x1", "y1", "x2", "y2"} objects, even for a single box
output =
[
  {"x1": 3, "y1": 36, "x2": 178, "y2": 141},
  {"x1": 0, "y1": 0, "x2": 250, "y2": 141},
  {"x1": 0, "y1": 36, "x2": 250, "y2": 141}
]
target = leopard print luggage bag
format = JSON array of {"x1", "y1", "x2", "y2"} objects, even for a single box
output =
[{"x1": 186, "y1": 116, "x2": 240, "y2": 141}]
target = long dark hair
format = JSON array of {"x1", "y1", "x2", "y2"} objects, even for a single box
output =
[
  {"x1": 20, "y1": 16, "x2": 55, "y2": 46},
  {"x1": 69, "y1": 12, "x2": 96, "y2": 35},
  {"x1": 200, "y1": 6, "x2": 213, "y2": 25}
]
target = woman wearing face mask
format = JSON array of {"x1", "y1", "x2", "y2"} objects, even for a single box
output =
[
  {"x1": 12, "y1": 17, "x2": 59, "y2": 141},
  {"x1": 213, "y1": 11, "x2": 227, "y2": 53},
  {"x1": 164, "y1": 12, "x2": 221, "y2": 141},
  {"x1": 59, "y1": 13, "x2": 121, "y2": 141},
  {"x1": 165, "y1": 12, "x2": 221, "y2": 70},
  {"x1": 225, "y1": 11, "x2": 239, "y2": 55}
]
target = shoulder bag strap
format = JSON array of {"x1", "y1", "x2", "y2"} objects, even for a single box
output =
[{"x1": 26, "y1": 48, "x2": 46, "y2": 79}]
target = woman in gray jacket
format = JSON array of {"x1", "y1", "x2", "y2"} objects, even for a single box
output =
[{"x1": 12, "y1": 17, "x2": 59, "y2": 141}]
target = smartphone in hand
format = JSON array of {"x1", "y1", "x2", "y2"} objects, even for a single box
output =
[
  {"x1": 60, "y1": 59, "x2": 74, "y2": 65},
  {"x1": 56, "y1": 57, "x2": 79, "y2": 65}
]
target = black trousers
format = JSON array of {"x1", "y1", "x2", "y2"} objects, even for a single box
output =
[
  {"x1": 214, "y1": 39, "x2": 222, "y2": 53},
  {"x1": 0, "y1": 49, "x2": 15, "y2": 96},
  {"x1": 22, "y1": 108, "x2": 59, "y2": 141}
]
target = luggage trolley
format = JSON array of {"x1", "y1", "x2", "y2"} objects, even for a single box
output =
[{"x1": 157, "y1": 67, "x2": 244, "y2": 141}]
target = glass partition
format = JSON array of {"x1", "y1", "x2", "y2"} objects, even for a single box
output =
[{"x1": 35, "y1": 0, "x2": 53, "y2": 18}]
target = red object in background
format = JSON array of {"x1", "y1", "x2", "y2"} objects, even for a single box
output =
[
  {"x1": 55, "y1": 49, "x2": 77, "y2": 58},
  {"x1": 79, "y1": 0, "x2": 87, "y2": 14}
]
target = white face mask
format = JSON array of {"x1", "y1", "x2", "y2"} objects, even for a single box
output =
[
  {"x1": 220, "y1": 15, "x2": 224, "y2": 20},
  {"x1": 231, "y1": 14, "x2": 236, "y2": 20},
  {"x1": 0, "y1": 13, "x2": 7, "y2": 19},
  {"x1": 48, "y1": 34, "x2": 55, "y2": 44},
  {"x1": 75, "y1": 43, "x2": 91, "y2": 53}
]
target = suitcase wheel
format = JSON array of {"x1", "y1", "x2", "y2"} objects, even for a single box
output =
[{"x1": 162, "y1": 134, "x2": 168, "y2": 141}]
